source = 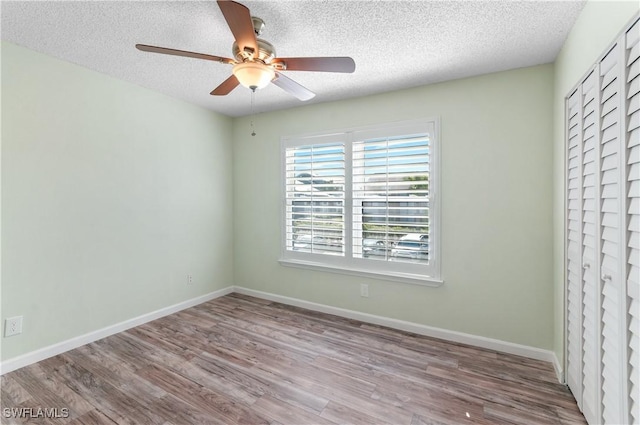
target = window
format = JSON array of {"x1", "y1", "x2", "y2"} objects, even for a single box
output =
[{"x1": 281, "y1": 119, "x2": 441, "y2": 285}]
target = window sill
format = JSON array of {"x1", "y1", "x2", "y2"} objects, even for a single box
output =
[{"x1": 278, "y1": 258, "x2": 444, "y2": 287}]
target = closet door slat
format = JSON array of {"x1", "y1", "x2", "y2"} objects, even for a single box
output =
[
  {"x1": 580, "y1": 70, "x2": 603, "y2": 425},
  {"x1": 625, "y1": 18, "x2": 640, "y2": 425},
  {"x1": 567, "y1": 88, "x2": 584, "y2": 406},
  {"x1": 598, "y1": 43, "x2": 626, "y2": 425}
]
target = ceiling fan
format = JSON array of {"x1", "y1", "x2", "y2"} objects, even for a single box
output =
[{"x1": 136, "y1": 0, "x2": 356, "y2": 101}]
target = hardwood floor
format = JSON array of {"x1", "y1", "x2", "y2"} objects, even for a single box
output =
[{"x1": 1, "y1": 293, "x2": 585, "y2": 425}]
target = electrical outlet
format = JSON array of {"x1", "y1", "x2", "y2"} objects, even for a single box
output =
[
  {"x1": 187, "y1": 274, "x2": 193, "y2": 285},
  {"x1": 360, "y1": 283, "x2": 369, "y2": 298},
  {"x1": 5, "y1": 316, "x2": 23, "y2": 337}
]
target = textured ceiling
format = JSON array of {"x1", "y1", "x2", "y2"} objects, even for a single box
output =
[{"x1": 1, "y1": 0, "x2": 585, "y2": 117}]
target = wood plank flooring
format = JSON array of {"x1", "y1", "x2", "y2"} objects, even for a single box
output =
[{"x1": 1, "y1": 293, "x2": 586, "y2": 425}]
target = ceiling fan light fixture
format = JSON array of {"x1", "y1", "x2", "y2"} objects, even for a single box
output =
[{"x1": 232, "y1": 62, "x2": 275, "y2": 90}]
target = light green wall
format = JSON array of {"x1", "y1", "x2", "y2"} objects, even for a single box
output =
[
  {"x1": 233, "y1": 65, "x2": 555, "y2": 349},
  {"x1": 552, "y1": 1, "x2": 639, "y2": 369},
  {"x1": 1, "y1": 42, "x2": 234, "y2": 361},
  {"x1": 7, "y1": 0, "x2": 635, "y2": 362}
]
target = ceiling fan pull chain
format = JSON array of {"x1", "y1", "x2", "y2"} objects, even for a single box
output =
[{"x1": 250, "y1": 89, "x2": 256, "y2": 137}]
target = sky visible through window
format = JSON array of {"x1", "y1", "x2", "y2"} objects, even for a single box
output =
[{"x1": 290, "y1": 135, "x2": 429, "y2": 178}]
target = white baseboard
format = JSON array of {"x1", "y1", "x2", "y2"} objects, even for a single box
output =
[
  {"x1": 233, "y1": 286, "x2": 562, "y2": 380},
  {"x1": 552, "y1": 352, "x2": 565, "y2": 384},
  {"x1": 0, "y1": 286, "x2": 234, "y2": 375},
  {"x1": 1, "y1": 284, "x2": 565, "y2": 384}
]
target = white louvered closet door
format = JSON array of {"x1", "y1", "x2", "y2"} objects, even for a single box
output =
[
  {"x1": 581, "y1": 70, "x2": 603, "y2": 425},
  {"x1": 565, "y1": 15, "x2": 640, "y2": 425},
  {"x1": 566, "y1": 88, "x2": 584, "y2": 407},
  {"x1": 625, "y1": 18, "x2": 640, "y2": 425},
  {"x1": 599, "y1": 42, "x2": 626, "y2": 425}
]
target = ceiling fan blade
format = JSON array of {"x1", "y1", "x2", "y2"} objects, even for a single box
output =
[
  {"x1": 272, "y1": 72, "x2": 315, "y2": 101},
  {"x1": 136, "y1": 44, "x2": 234, "y2": 64},
  {"x1": 210, "y1": 75, "x2": 240, "y2": 96},
  {"x1": 272, "y1": 57, "x2": 356, "y2": 73},
  {"x1": 217, "y1": 0, "x2": 258, "y2": 59}
]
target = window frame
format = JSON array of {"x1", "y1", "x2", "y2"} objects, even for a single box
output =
[{"x1": 279, "y1": 118, "x2": 442, "y2": 286}]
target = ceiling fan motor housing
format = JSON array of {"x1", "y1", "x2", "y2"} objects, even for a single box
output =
[
  {"x1": 251, "y1": 17, "x2": 265, "y2": 36},
  {"x1": 233, "y1": 38, "x2": 276, "y2": 64}
]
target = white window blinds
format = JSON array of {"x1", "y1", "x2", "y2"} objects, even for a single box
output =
[
  {"x1": 285, "y1": 143, "x2": 346, "y2": 256},
  {"x1": 281, "y1": 119, "x2": 441, "y2": 285},
  {"x1": 352, "y1": 134, "x2": 430, "y2": 264}
]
